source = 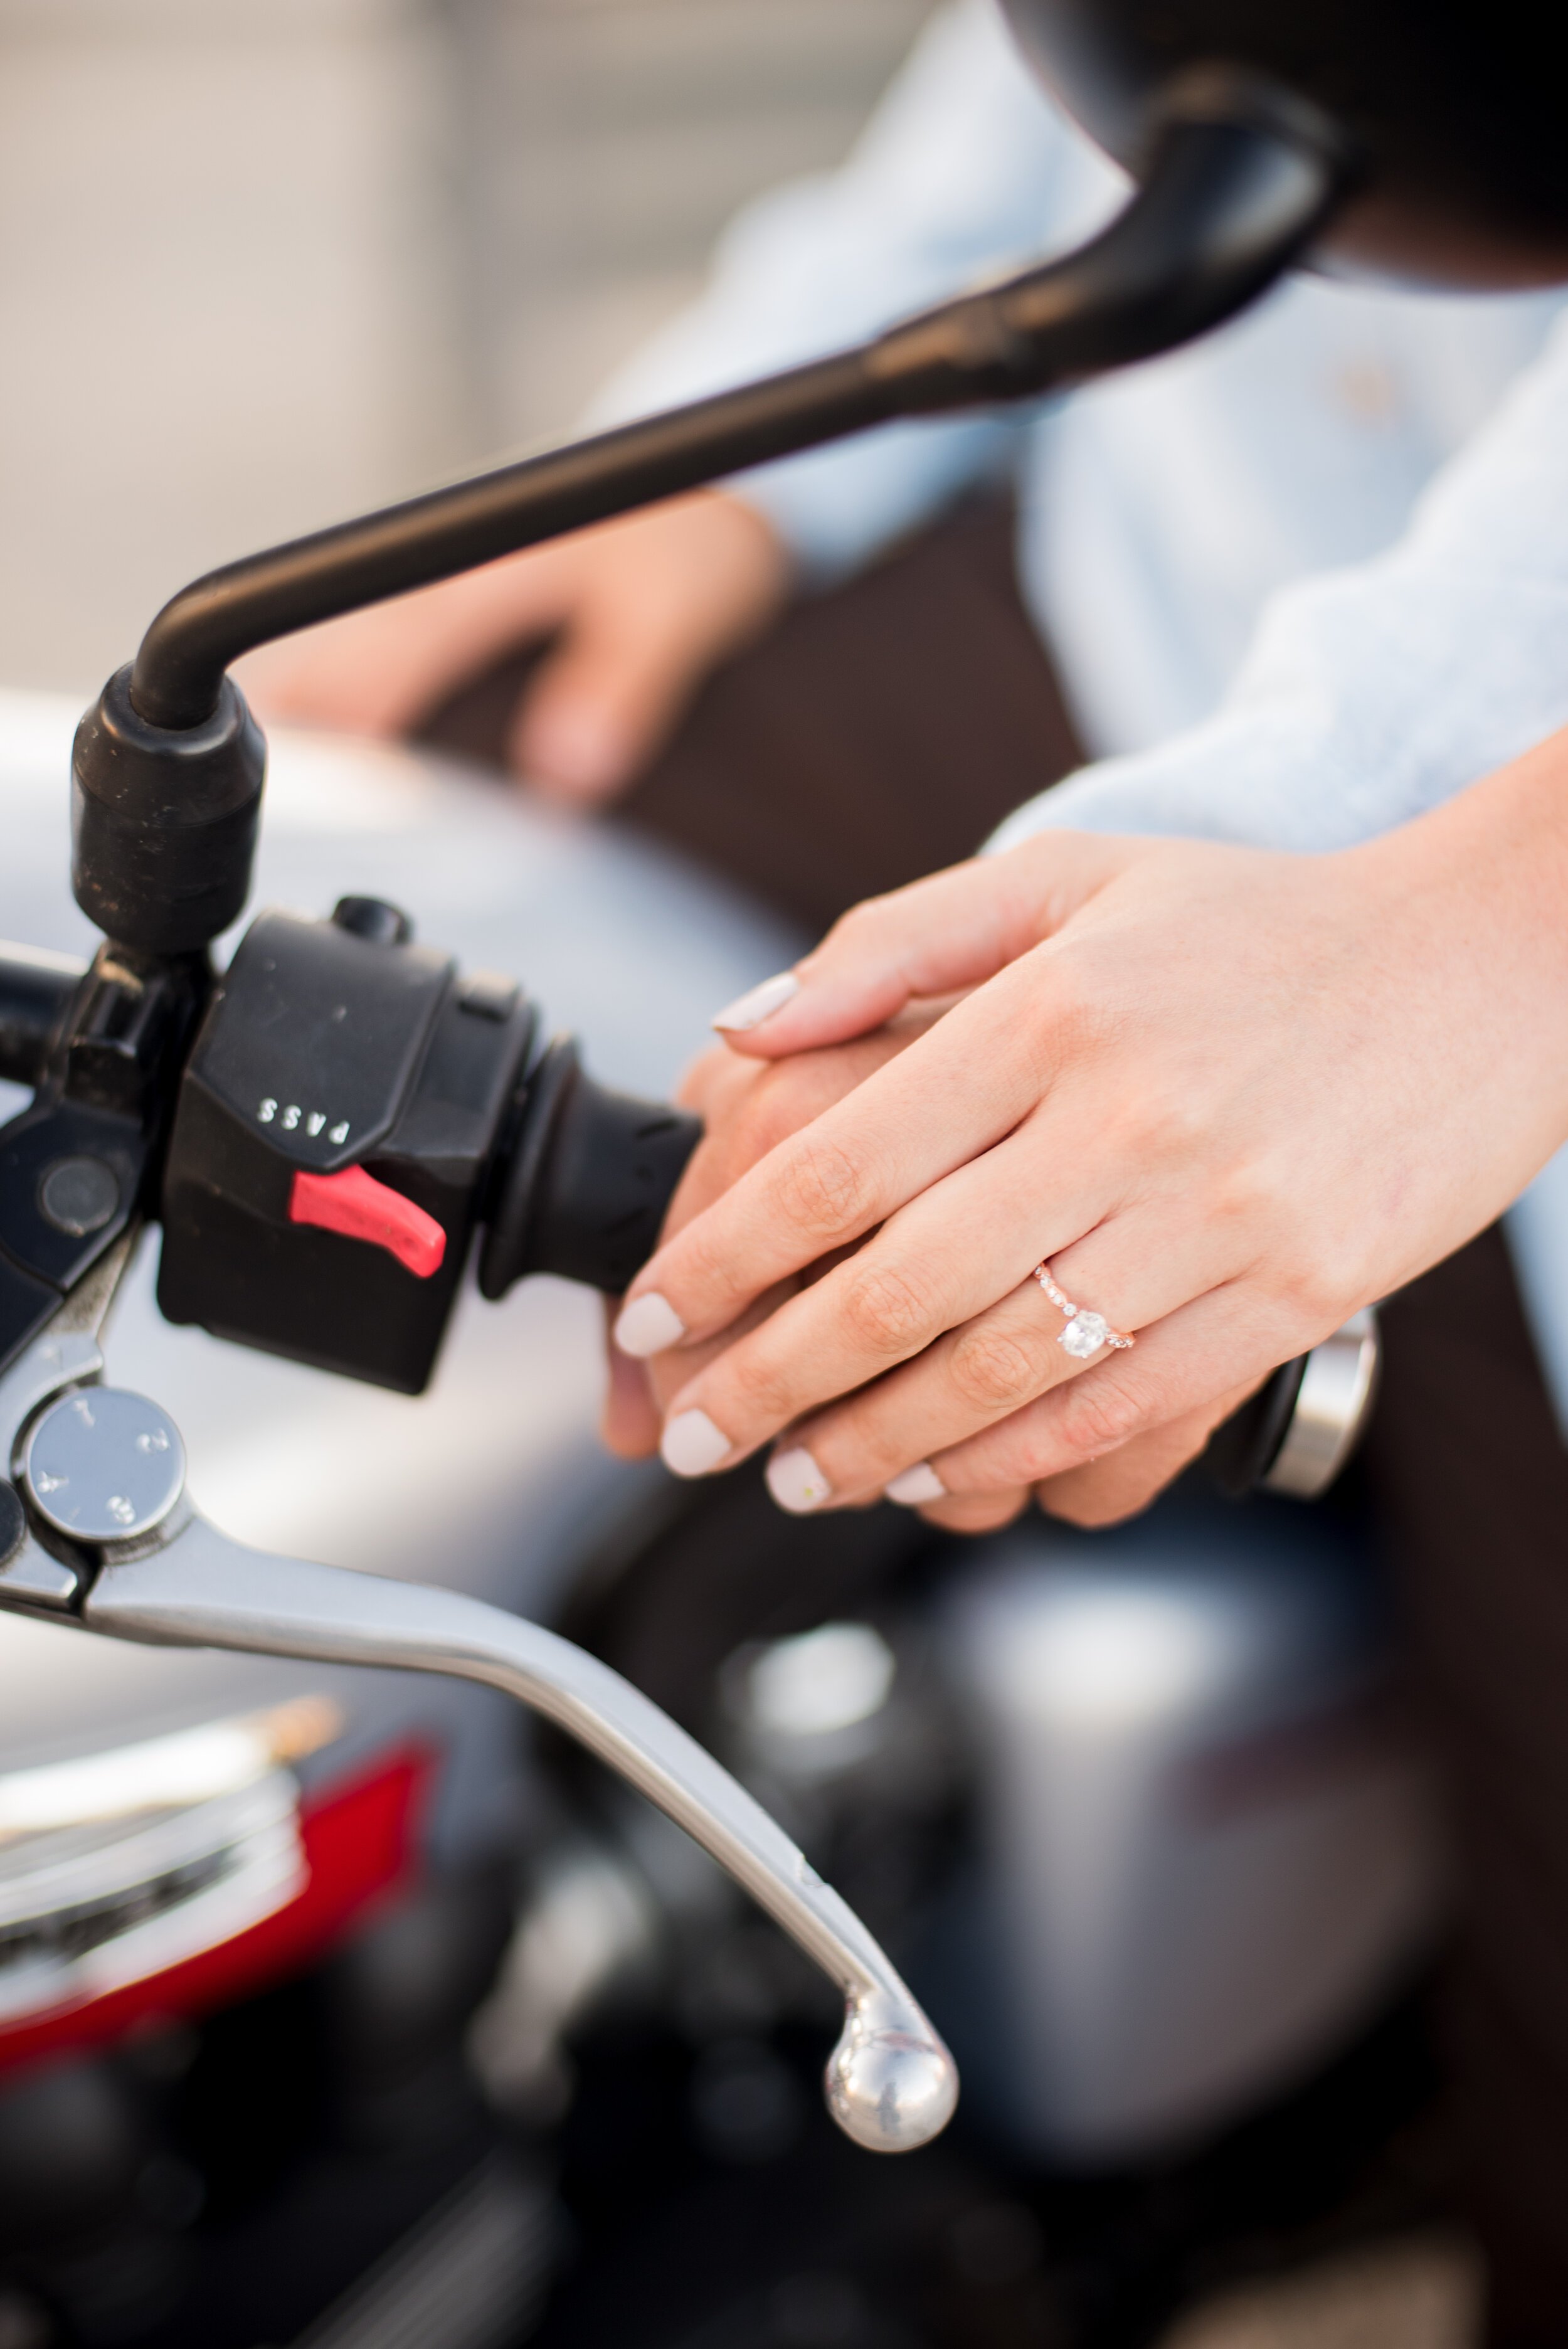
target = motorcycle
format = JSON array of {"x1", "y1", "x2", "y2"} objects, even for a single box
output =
[
  {"x1": 0, "y1": 696, "x2": 1433, "y2": 2349},
  {"x1": 4, "y1": 1, "x2": 1555, "y2": 2323}
]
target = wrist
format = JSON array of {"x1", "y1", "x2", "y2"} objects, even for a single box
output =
[
  {"x1": 1359, "y1": 728, "x2": 1568, "y2": 1001},
  {"x1": 1349, "y1": 728, "x2": 1568, "y2": 1192}
]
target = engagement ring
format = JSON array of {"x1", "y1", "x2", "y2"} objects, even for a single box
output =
[{"x1": 1032, "y1": 1263, "x2": 1135, "y2": 1358}]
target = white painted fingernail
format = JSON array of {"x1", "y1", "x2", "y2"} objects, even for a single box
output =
[
  {"x1": 711, "y1": 970, "x2": 799, "y2": 1034},
  {"x1": 614, "y1": 1291, "x2": 686, "y2": 1357},
  {"x1": 660, "y1": 1409, "x2": 733, "y2": 1478},
  {"x1": 766, "y1": 1446, "x2": 832, "y2": 1514},
  {"x1": 885, "y1": 1461, "x2": 946, "y2": 1507}
]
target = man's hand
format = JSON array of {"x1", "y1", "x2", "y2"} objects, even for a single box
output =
[
  {"x1": 601, "y1": 1013, "x2": 941, "y2": 1457},
  {"x1": 239, "y1": 491, "x2": 791, "y2": 807}
]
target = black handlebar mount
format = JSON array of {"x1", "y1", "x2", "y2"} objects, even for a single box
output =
[{"x1": 0, "y1": 84, "x2": 1348, "y2": 1434}]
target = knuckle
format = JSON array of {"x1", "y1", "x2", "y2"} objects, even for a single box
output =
[
  {"x1": 1129, "y1": 1084, "x2": 1207, "y2": 1163},
  {"x1": 949, "y1": 1322, "x2": 1049, "y2": 1413},
  {"x1": 1054, "y1": 1374, "x2": 1146, "y2": 1462},
  {"x1": 1274, "y1": 1242, "x2": 1345, "y2": 1328},
  {"x1": 825, "y1": 1414, "x2": 913, "y2": 1487},
  {"x1": 1044, "y1": 966, "x2": 1092, "y2": 1041},
  {"x1": 824, "y1": 894, "x2": 886, "y2": 953},
  {"x1": 773, "y1": 1135, "x2": 876, "y2": 1241},
  {"x1": 1209, "y1": 1150, "x2": 1272, "y2": 1221},
  {"x1": 737, "y1": 1084, "x2": 799, "y2": 1165},
  {"x1": 941, "y1": 1490, "x2": 1031, "y2": 1536},
  {"x1": 841, "y1": 1261, "x2": 937, "y2": 1358},
  {"x1": 674, "y1": 1214, "x2": 733, "y2": 1293},
  {"x1": 746, "y1": 1061, "x2": 853, "y2": 1160},
  {"x1": 1019, "y1": 955, "x2": 1107, "y2": 1078},
  {"x1": 723, "y1": 1345, "x2": 799, "y2": 1429},
  {"x1": 1203, "y1": 1155, "x2": 1293, "y2": 1258},
  {"x1": 673, "y1": 1044, "x2": 731, "y2": 1115},
  {"x1": 1039, "y1": 1482, "x2": 1136, "y2": 1531}
]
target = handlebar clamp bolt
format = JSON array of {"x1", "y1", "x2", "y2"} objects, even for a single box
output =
[
  {"x1": 22, "y1": 1389, "x2": 186, "y2": 1545},
  {"x1": 38, "y1": 1157, "x2": 120, "y2": 1239}
]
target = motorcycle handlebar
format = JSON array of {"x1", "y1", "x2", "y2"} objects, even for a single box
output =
[{"x1": 0, "y1": 918, "x2": 1365, "y2": 1497}]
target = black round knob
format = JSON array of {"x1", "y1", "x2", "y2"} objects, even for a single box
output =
[
  {"x1": 38, "y1": 1155, "x2": 120, "y2": 1238},
  {"x1": 332, "y1": 896, "x2": 415, "y2": 947}
]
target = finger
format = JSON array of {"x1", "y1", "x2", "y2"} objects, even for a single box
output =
[
  {"x1": 654, "y1": 1144, "x2": 1254, "y2": 1498},
  {"x1": 744, "y1": 1271, "x2": 1088, "y2": 1512},
  {"x1": 712, "y1": 832, "x2": 1128, "y2": 1059},
  {"x1": 911, "y1": 1487, "x2": 1032, "y2": 1535},
  {"x1": 509, "y1": 591, "x2": 716, "y2": 802},
  {"x1": 754, "y1": 1176, "x2": 1248, "y2": 1508},
  {"x1": 671, "y1": 1023, "x2": 928, "y2": 1191},
  {"x1": 637, "y1": 1283, "x2": 803, "y2": 1475},
  {"x1": 632, "y1": 1024, "x2": 948, "y2": 1374},
  {"x1": 600, "y1": 1298, "x2": 661, "y2": 1457},
  {"x1": 238, "y1": 613, "x2": 444, "y2": 738},
  {"x1": 617, "y1": 947, "x2": 1090, "y2": 1353},
  {"x1": 924, "y1": 1287, "x2": 1292, "y2": 1497},
  {"x1": 650, "y1": 1155, "x2": 1098, "y2": 1483},
  {"x1": 1033, "y1": 1381, "x2": 1259, "y2": 1527}
]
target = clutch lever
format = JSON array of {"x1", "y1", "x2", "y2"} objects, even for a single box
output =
[{"x1": 0, "y1": 1240, "x2": 956, "y2": 2156}]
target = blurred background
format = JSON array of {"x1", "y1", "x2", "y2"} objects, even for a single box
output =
[{"x1": 0, "y1": 0, "x2": 933, "y2": 697}]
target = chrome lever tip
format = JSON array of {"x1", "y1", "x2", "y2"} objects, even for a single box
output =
[{"x1": 825, "y1": 1991, "x2": 959, "y2": 2153}]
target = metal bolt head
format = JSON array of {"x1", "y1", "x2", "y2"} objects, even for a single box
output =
[
  {"x1": 38, "y1": 1156, "x2": 120, "y2": 1237},
  {"x1": 22, "y1": 1389, "x2": 186, "y2": 1543}
]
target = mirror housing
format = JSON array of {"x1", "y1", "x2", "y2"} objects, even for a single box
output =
[{"x1": 1000, "y1": 0, "x2": 1568, "y2": 286}]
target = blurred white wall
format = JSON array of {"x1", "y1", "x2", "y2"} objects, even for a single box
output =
[
  {"x1": 444, "y1": 0, "x2": 938, "y2": 445},
  {"x1": 0, "y1": 0, "x2": 933, "y2": 697}
]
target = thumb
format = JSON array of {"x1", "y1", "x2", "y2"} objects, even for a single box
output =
[{"x1": 712, "y1": 830, "x2": 1125, "y2": 1058}]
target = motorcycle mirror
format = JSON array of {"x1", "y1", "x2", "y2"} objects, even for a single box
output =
[{"x1": 999, "y1": 0, "x2": 1568, "y2": 287}]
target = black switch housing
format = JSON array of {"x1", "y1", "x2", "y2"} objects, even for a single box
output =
[{"x1": 158, "y1": 908, "x2": 536, "y2": 1393}]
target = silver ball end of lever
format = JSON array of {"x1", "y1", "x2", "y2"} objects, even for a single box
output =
[{"x1": 825, "y1": 1991, "x2": 959, "y2": 2153}]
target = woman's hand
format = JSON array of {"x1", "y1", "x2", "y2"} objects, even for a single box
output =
[
  {"x1": 610, "y1": 736, "x2": 1568, "y2": 1522},
  {"x1": 600, "y1": 1007, "x2": 975, "y2": 1448},
  {"x1": 604, "y1": 985, "x2": 1242, "y2": 1538},
  {"x1": 238, "y1": 490, "x2": 790, "y2": 807}
]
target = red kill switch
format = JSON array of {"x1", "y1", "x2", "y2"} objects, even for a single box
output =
[{"x1": 289, "y1": 1166, "x2": 447, "y2": 1279}]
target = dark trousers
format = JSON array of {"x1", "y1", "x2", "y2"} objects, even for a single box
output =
[
  {"x1": 421, "y1": 497, "x2": 1084, "y2": 937},
  {"x1": 1372, "y1": 1241, "x2": 1568, "y2": 2346},
  {"x1": 422, "y1": 500, "x2": 1568, "y2": 2341}
]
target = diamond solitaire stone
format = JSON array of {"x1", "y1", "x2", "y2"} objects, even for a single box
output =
[{"x1": 1059, "y1": 1310, "x2": 1109, "y2": 1360}]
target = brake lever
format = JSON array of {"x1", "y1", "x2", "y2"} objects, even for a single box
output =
[{"x1": 0, "y1": 1243, "x2": 956, "y2": 2155}]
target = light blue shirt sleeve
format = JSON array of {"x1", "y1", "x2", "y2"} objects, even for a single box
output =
[
  {"x1": 990, "y1": 310, "x2": 1568, "y2": 855},
  {"x1": 988, "y1": 314, "x2": 1568, "y2": 1433},
  {"x1": 586, "y1": 0, "x2": 1124, "y2": 581}
]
